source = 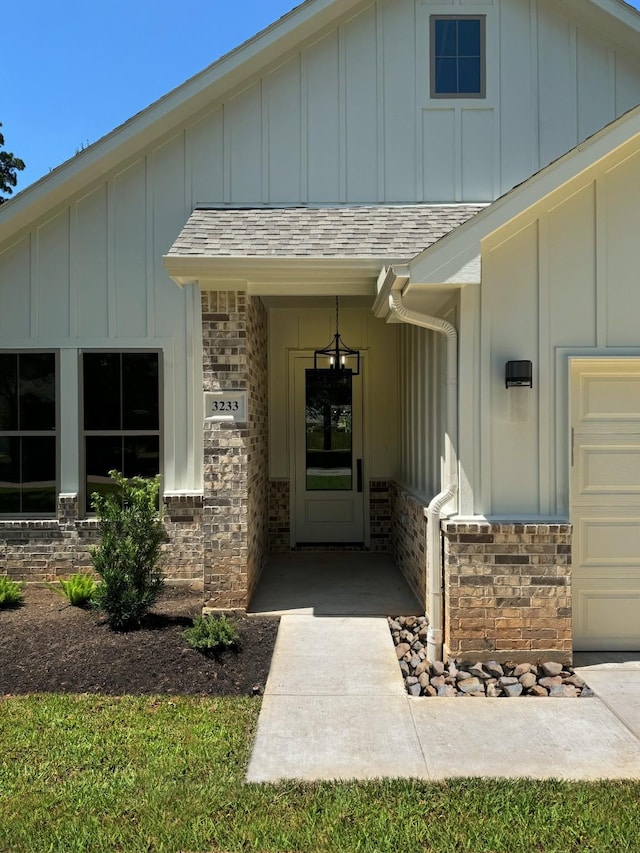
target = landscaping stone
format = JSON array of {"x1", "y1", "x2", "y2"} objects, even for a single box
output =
[
  {"x1": 458, "y1": 677, "x2": 483, "y2": 694},
  {"x1": 519, "y1": 672, "x2": 537, "y2": 690},
  {"x1": 389, "y1": 616, "x2": 594, "y2": 699},
  {"x1": 485, "y1": 661, "x2": 504, "y2": 678}
]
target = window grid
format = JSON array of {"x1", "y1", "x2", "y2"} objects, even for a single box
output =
[
  {"x1": 430, "y1": 15, "x2": 486, "y2": 99},
  {"x1": 81, "y1": 350, "x2": 161, "y2": 514},
  {"x1": 0, "y1": 351, "x2": 58, "y2": 516}
]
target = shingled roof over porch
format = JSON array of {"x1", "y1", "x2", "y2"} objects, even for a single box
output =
[{"x1": 163, "y1": 203, "x2": 485, "y2": 294}]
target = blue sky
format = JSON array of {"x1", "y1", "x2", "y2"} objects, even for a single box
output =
[
  {"x1": 4, "y1": 1, "x2": 298, "y2": 191},
  {"x1": 4, "y1": 0, "x2": 640, "y2": 194}
]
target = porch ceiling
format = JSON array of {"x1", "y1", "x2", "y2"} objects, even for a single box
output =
[{"x1": 163, "y1": 203, "x2": 484, "y2": 294}]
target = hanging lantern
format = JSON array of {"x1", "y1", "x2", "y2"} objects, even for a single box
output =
[{"x1": 313, "y1": 296, "x2": 361, "y2": 375}]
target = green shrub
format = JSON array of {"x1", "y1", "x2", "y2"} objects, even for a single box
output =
[
  {"x1": 183, "y1": 614, "x2": 240, "y2": 653},
  {"x1": 54, "y1": 573, "x2": 97, "y2": 607},
  {"x1": 90, "y1": 471, "x2": 165, "y2": 630},
  {"x1": 0, "y1": 577, "x2": 24, "y2": 608}
]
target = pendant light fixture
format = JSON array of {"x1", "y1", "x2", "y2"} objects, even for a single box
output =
[{"x1": 314, "y1": 296, "x2": 361, "y2": 375}]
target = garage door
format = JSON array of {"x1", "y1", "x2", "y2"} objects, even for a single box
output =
[{"x1": 571, "y1": 360, "x2": 640, "y2": 650}]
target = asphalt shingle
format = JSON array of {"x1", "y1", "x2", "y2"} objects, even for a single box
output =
[{"x1": 167, "y1": 204, "x2": 486, "y2": 260}]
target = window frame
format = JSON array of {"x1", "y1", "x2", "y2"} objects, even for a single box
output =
[
  {"x1": 0, "y1": 349, "x2": 59, "y2": 518},
  {"x1": 430, "y1": 14, "x2": 486, "y2": 100},
  {"x1": 79, "y1": 348, "x2": 163, "y2": 515}
]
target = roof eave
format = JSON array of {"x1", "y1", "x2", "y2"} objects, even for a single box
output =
[{"x1": 163, "y1": 253, "x2": 405, "y2": 296}]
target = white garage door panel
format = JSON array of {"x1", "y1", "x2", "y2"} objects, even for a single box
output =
[
  {"x1": 575, "y1": 513, "x2": 640, "y2": 571},
  {"x1": 578, "y1": 374, "x2": 640, "y2": 423},
  {"x1": 575, "y1": 440, "x2": 640, "y2": 499},
  {"x1": 572, "y1": 360, "x2": 640, "y2": 650},
  {"x1": 574, "y1": 584, "x2": 640, "y2": 650}
]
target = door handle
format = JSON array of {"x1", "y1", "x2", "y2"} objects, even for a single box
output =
[{"x1": 357, "y1": 458, "x2": 363, "y2": 493}]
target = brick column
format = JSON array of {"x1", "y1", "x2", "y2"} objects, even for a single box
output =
[
  {"x1": 442, "y1": 521, "x2": 572, "y2": 664},
  {"x1": 201, "y1": 291, "x2": 269, "y2": 609}
]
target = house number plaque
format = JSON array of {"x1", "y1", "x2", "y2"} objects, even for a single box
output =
[{"x1": 204, "y1": 391, "x2": 247, "y2": 423}]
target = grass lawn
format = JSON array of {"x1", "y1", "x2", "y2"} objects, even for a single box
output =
[{"x1": 1, "y1": 694, "x2": 639, "y2": 853}]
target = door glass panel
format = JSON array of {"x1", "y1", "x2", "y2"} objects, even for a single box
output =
[{"x1": 305, "y1": 369, "x2": 352, "y2": 491}]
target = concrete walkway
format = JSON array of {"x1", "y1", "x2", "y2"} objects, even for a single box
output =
[{"x1": 247, "y1": 615, "x2": 640, "y2": 782}]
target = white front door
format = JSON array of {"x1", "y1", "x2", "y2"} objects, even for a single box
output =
[
  {"x1": 293, "y1": 356, "x2": 365, "y2": 543},
  {"x1": 571, "y1": 359, "x2": 640, "y2": 650}
]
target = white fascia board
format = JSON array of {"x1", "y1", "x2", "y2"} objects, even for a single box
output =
[
  {"x1": 557, "y1": 0, "x2": 640, "y2": 51},
  {"x1": 163, "y1": 254, "x2": 382, "y2": 295},
  {"x1": 0, "y1": 0, "x2": 364, "y2": 246},
  {"x1": 408, "y1": 106, "x2": 640, "y2": 289}
]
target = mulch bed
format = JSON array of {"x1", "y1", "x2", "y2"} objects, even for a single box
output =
[{"x1": 0, "y1": 585, "x2": 279, "y2": 697}]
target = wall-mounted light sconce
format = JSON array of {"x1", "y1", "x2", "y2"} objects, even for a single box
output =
[{"x1": 505, "y1": 360, "x2": 533, "y2": 389}]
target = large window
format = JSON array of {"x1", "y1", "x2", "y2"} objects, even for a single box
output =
[
  {"x1": 82, "y1": 351, "x2": 160, "y2": 512},
  {"x1": 0, "y1": 352, "x2": 57, "y2": 514},
  {"x1": 431, "y1": 15, "x2": 485, "y2": 98}
]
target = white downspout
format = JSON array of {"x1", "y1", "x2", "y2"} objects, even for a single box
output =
[{"x1": 388, "y1": 290, "x2": 458, "y2": 662}]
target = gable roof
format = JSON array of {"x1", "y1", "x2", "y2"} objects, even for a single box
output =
[{"x1": 2, "y1": 0, "x2": 640, "y2": 250}]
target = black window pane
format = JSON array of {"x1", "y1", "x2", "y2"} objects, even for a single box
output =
[
  {"x1": 21, "y1": 436, "x2": 56, "y2": 513},
  {"x1": 435, "y1": 19, "x2": 457, "y2": 56},
  {"x1": 458, "y1": 58, "x2": 482, "y2": 94},
  {"x1": 86, "y1": 436, "x2": 123, "y2": 511},
  {"x1": 0, "y1": 437, "x2": 20, "y2": 513},
  {"x1": 305, "y1": 370, "x2": 352, "y2": 491},
  {"x1": 20, "y1": 353, "x2": 56, "y2": 431},
  {"x1": 124, "y1": 436, "x2": 160, "y2": 480},
  {"x1": 84, "y1": 353, "x2": 121, "y2": 430},
  {"x1": 435, "y1": 58, "x2": 458, "y2": 94},
  {"x1": 122, "y1": 354, "x2": 159, "y2": 430},
  {"x1": 0, "y1": 354, "x2": 18, "y2": 431},
  {"x1": 457, "y1": 19, "x2": 481, "y2": 56}
]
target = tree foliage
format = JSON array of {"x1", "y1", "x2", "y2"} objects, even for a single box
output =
[{"x1": 0, "y1": 123, "x2": 25, "y2": 204}]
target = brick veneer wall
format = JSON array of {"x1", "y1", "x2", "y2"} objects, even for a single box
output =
[
  {"x1": 370, "y1": 480, "x2": 392, "y2": 552},
  {"x1": 245, "y1": 295, "x2": 269, "y2": 600},
  {"x1": 442, "y1": 521, "x2": 573, "y2": 664},
  {"x1": 1, "y1": 494, "x2": 204, "y2": 585},
  {"x1": 269, "y1": 480, "x2": 290, "y2": 552},
  {"x1": 390, "y1": 483, "x2": 427, "y2": 607},
  {"x1": 201, "y1": 291, "x2": 269, "y2": 608}
]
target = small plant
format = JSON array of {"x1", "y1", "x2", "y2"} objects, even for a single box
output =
[
  {"x1": 54, "y1": 573, "x2": 97, "y2": 607},
  {"x1": 91, "y1": 471, "x2": 165, "y2": 630},
  {"x1": 183, "y1": 614, "x2": 240, "y2": 654},
  {"x1": 0, "y1": 577, "x2": 24, "y2": 608}
]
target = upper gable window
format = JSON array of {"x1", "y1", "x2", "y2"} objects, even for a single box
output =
[{"x1": 431, "y1": 15, "x2": 486, "y2": 99}]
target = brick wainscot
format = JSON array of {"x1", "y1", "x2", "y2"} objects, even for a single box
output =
[{"x1": 442, "y1": 521, "x2": 573, "y2": 664}]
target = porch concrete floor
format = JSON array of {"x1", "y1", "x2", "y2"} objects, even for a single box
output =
[{"x1": 247, "y1": 552, "x2": 423, "y2": 617}]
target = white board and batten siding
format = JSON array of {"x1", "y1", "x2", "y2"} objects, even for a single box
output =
[
  {"x1": 465, "y1": 135, "x2": 640, "y2": 648},
  {"x1": 191, "y1": 0, "x2": 640, "y2": 206},
  {"x1": 470, "y1": 135, "x2": 640, "y2": 522},
  {"x1": 0, "y1": 157, "x2": 204, "y2": 495}
]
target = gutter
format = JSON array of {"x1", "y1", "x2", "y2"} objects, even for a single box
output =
[{"x1": 386, "y1": 278, "x2": 458, "y2": 663}]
